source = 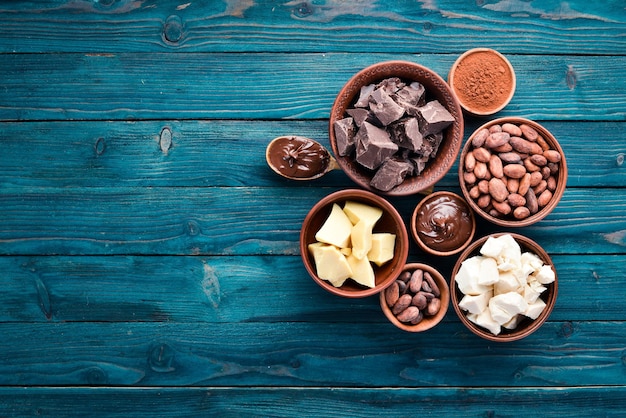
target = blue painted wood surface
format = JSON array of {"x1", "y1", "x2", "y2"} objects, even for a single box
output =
[{"x1": 0, "y1": 1, "x2": 625, "y2": 416}]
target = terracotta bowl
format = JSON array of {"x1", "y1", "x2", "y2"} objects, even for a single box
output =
[
  {"x1": 379, "y1": 263, "x2": 449, "y2": 332},
  {"x1": 450, "y1": 233, "x2": 558, "y2": 342},
  {"x1": 411, "y1": 191, "x2": 476, "y2": 256},
  {"x1": 458, "y1": 117, "x2": 567, "y2": 227},
  {"x1": 300, "y1": 189, "x2": 409, "y2": 298},
  {"x1": 448, "y1": 48, "x2": 516, "y2": 116},
  {"x1": 328, "y1": 60, "x2": 464, "y2": 196}
]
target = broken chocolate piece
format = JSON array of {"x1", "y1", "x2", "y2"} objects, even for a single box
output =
[
  {"x1": 393, "y1": 81, "x2": 426, "y2": 108},
  {"x1": 354, "y1": 83, "x2": 376, "y2": 108},
  {"x1": 389, "y1": 117, "x2": 423, "y2": 152},
  {"x1": 376, "y1": 77, "x2": 405, "y2": 95},
  {"x1": 346, "y1": 108, "x2": 380, "y2": 128},
  {"x1": 417, "y1": 100, "x2": 455, "y2": 136},
  {"x1": 368, "y1": 88, "x2": 405, "y2": 126},
  {"x1": 370, "y1": 158, "x2": 414, "y2": 192},
  {"x1": 355, "y1": 121, "x2": 398, "y2": 170},
  {"x1": 333, "y1": 117, "x2": 356, "y2": 157}
]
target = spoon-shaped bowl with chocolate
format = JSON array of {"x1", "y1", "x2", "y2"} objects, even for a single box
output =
[{"x1": 266, "y1": 135, "x2": 339, "y2": 181}]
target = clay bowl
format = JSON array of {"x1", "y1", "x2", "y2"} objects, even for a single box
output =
[
  {"x1": 300, "y1": 189, "x2": 409, "y2": 298},
  {"x1": 379, "y1": 263, "x2": 449, "y2": 332},
  {"x1": 448, "y1": 48, "x2": 516, "y2": 116},
  {"x1": 411, "y1": 191, "x2": 476, "y2": 256},
  {"x1": 328, "y1": 60, "x2": 464, "y2": 196},
  {"x1": 458, "y1": 117, "x2": 567, "y2": 227},
  {"x1": 450, "y1": 233, "x2": 558, "y2": 342}
]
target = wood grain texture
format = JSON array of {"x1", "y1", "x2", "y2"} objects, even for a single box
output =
[
  {"x1": 0, "y1": 0, "x2": 624, "y2": 54},
  {"x1": 0, "y1": 254, "x2": 623, "y2": 323},
  {"x1": 0, "y1": 120, "x2": 623, "y2": 188},
  {"x1": 0, "y1": 321, "x2": 624, "y2": 387},
  {"x1": 0, "y1": 53, "x2": 624, "y2": 121},
  {"x1": 2, "y1": 386, "x2": 626, "y2": 417}
]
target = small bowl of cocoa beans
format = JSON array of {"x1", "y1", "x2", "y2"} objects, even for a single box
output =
[
  {"x1": 379, "y1": 263, "x2": 449, "y2": 332},
  {"x1": 458, "y1": 117, "x2": 567, "y2": 227}
]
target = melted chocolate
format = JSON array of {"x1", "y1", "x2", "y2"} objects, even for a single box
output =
[
  {"x1": 268, "y1": 136, "x2": 329, "y2": 178},
  {"x1": 417, "y1": 194, "x2": 472, "y2": 252}
]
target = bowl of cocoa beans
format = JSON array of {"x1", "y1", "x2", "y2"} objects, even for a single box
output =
[
  {"x1": 458, "y1": 117, "x2": 567, "y2": 227},
  {"x1": 329, "y1": 60, "x2": 464, "y2": 196},
  {"x1": 450, "y1": 233, "x2": 558, "y2": 342},
  {"x1": 379, "y1": 263, "x2": 449, "y2": 332}
]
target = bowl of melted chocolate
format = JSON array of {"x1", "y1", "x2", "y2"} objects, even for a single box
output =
[
  {"x1": 329, "y1": 61, "x2": 464, "y2": 196},
  {"x1": 411, "y1": 191, "x2": 476, "y2": 256}
]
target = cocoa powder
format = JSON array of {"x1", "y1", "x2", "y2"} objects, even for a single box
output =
[{"x1": 451, "y1": 50, "x2": 514, "y2": 114}]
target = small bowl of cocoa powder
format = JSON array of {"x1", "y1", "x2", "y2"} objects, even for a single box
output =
[
  {"x1": 448, "y1": 48, "x2": 516, "y2": 116},
  {"x1": 380, "y1": 263, "x2": 449, "y2": 332},
  {"x1": 458, "y1": 117, "x2": 567, "y2": 227}
]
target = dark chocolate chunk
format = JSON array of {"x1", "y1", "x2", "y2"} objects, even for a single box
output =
[
  {"x1": 417, "y1": 100, "x2": 455, "y2": 136},
  {"x1": 389, "y1": 117, "x2": 424, "y2": 152},
  {"x1": 346, "y1": 108, "x2": 380, "y2": 128},
  {"x1": 370, "y1": 158, "x2": 414, "y2": 192},
  {"x1": 368, "y1": 88, "x2": 405, "y2": 126},
  {"x1": 376, "y1": 77, "x2": 405, "y2": 95},
  {"x1": 354, "y1": 84, "x2": 376, "y2": 108},
  {"x1": 355, "y1": 121, "x2": 398, "y2": 170},
  {"x1": 393, "y1": 82, "x2": 426, "y2": 108},
  {"x1": 333, "y1": 117, "x2": 356, "y2": 157}
]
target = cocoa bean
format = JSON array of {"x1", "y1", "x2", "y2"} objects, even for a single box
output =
[
  {"x1": 547, "y1": 176, "x2": 557, "y2": 192},
  {"x1": 397, "y1": 306, "x2": 421, "y2": 323},
  {"x1": 477, "y1": 179, "x2": 489, "y2": 194},
  {"x1": 520, "y1": 124, "x2": 539, "y2": 141},
  {"x1": 472, "y1": 128, "x2": 489, "y2": 147},
  {"x1": 544, "y1": 150, "x2": 562, "y2": 163},
  {"x1": 477, "y1": 194, "x2": 491, "y2": 209},
  {"x1": 548, "y1": 162, "x2": 559, "y2": 175},
  {"x1": 536, "y1": 135, "x2": 550, "y2": 151},
  {"x1": 408, "y1": 269, "x2": 424, "y2": 293},
  {"x1": 419, "y1": 290, "x2": 435, "y2": 301},
  {"x1": 463, "y1": 171, "x2": 477, "y2": 185},
  {"x1": 410, "y1": 310, "x2": 424, "y2": 325},
  {"x1": 518, "y1": 172, "x2": 532, "y2": 196},
  {"x1": 530, "y1": 154, "x2": 548, "y2": 167},
  {"x1": 474, "y1": 161, "x2": 489, "y2": 179},
  {"x1": 513, "y1": 206, "x2": 531, "y2": 220},
  {"x1": 485, "y1": 132, "x2": 510, "y2": 149},
  {"x1": 398, "y1": 271, "x2": 411, "y2": 283},
  {"x1": 489, "y1": 124, "x2": 502, "y2": 133},
  {"x1": 396, "y1": 279, "x2": 407, "y2": 294},
  {"x1": 464, "y1": 152, "x2": 476, "y2": 172},
  {"x1": 424, "y1": 272, "x2": 440, "y2": 297},
  {"x1": 426, "y1": 298, "x2": 441, "y2": 316},
  {"x1": 503, "y1": 164, "x2": 526, "y2": 179},
  {"x1": 493, "y1": 143, "x2": 513, "y2": 153},
  {"x1": 510, "y1": 136, "x2": 534, "y2": 154},
  {"x1": 385, "y1": 281, "x2": 400, "y2": 307},
  {"x1": 411, "y1": 292, "x2": 428, "y2": 310},
  {"x1": 472, "y1": 147, "x2": 491, "y2": 163},
  {"x1": 489, "y1": 155, "x2": 504, "y2": 178},
  {"x1": 529, "y1": 171, "x2": 543, "y2": 187},
  {"x1": 541, "y1": 166, "x2": 551, "y2": 180},
  {"x1": 507, "y1": 177, "x2": 520, "y2": 194},
  {"x1": 502, "y1": 123, "x2": 522, "y2": 137},
  {"x1": 488, "y1": 177, "x2": 508, "y2": 202},
  {"x1": 469, "y1": 185, "x2": 480, "y2": 199},
  {"x1": 499, "y1": 152, "x2": 522, "y2": 164},
  {"x1": 525, "y1": 189, "x2": 539, "y2": 214},
  {"x1": 492, "y1": 200, "x2": 512, "y2": 216},
  {"x1": 533, "y1": 180, "x2": 547, "y2": 195},
  {"x1": 537, "y1": 189, "x2": 553, "y2": 207},
  {"x1": 392, "y1": 294, "x2": 412, "y2": 315},
  {"x1": 507, "y1": 193, "x2": 526, "y2": 208}
]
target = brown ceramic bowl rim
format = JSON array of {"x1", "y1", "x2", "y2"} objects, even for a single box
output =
[
  {"x1": 458, "y1": 117, "x2": 568, "y2": 227},
  {"x1": 410, "y1": 191, "x2": 476, "y2": 256},
  {"x1": 448, "y1": 48, "x2": 516, "y2": 116},
  {"x1": 379, "y1": 262, "x2": 450, "y2": 332},
  {"x1": 300, "y1": 189, "x2": 409, "y2": 298},
  {"x1": 328, "y1": 60, "x2": 464, "y2": 196},
  {"x1": 450, "y1": 232, "x2": 558, "y2": 342}
]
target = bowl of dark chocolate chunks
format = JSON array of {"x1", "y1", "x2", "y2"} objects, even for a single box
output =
[{"x1": 330, "y1": 61, "x2": 464, "y2": 195}]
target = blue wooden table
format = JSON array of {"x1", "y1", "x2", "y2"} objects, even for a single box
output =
[{"x1": 1, "y1": 1, "x2": 625, "y2": 416}]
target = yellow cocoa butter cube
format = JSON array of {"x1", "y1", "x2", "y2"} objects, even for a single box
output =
[
  {"x1": 367, "y1": 233, "x2": 396, "y2": 266},
  {"x1": 315, "y1": 203, "x2": 353, "y2": 248},
  {"x1": 347, "y1": 254, "x2": 376, "y2": 288},
  {"x1": 350, "y1": 220, "x2": 373, "y2": 260},
  {"x1": 309, "y1": 243, "x2": 352, "y2": 287},
  {"x1": 342, "y1": 200, "x2": 383, "y2": 227}
]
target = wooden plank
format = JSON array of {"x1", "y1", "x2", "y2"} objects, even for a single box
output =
[
  {"x1": 1, "y1": 53, "x2": 624, "y2": 121},
  {"x1": 0, "y1": 120, "x2": 622, "y2": 188},
  {"x1": 0, "y1": 254, "x2": 623, "y2": 323},
  {"x1": 1, "y1": 386, "x2": 625, "y2": 417},
  {"x1": 0, "y1": 1, "x2": 624, "y2": 55},
  {"x1": 0, "y1": 321, "x2": 624, "y2": 387},
  {"x1": 0, "y1": 187, "x2": 623, "y2": 256}
]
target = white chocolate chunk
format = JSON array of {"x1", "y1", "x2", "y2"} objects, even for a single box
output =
[
  {"x1": 315, "y1": 203, "x2": 353, "y2": 248},
  {"x1": 309, "y1": 244, "x2": 352, "y2": 287},
  {"x1": 347, "y1": 253, "x2": 376, "y2": 288},
  {"x1": 471, "y1": 307, "x2": 502, "y2": 335},
  {"x1": 489, "y1": 292, "x2": 528, "y2": 325},
  {"x1": 534, "y1": 264, "x2": 556, "y2": 284},
  {"x1": 494, "y1": 271, "x2": 521, "y2": 295},
  {"x1": 458, "y1": 290, "x2": 493, "y2": 315},
  {"x1": 503, "y1": 314, "x2": 522, "y2": 330},
  {"x1": 455, "y1": 256, "x2": 490, "y2": 295},
  {"x1": 478, "y1": 257, "x2": 500, "y2": 285},
  {"x1": 525, "y1": 298, "x2": 547, "y2": 320},
  {"x1": 342, "y1": 200, "x2": 383, "y2": 227},
  {"x1": 367, "y1": 233, "x2": 396, "y2": 266},
  {"x1": 523, "y1": 282, "x2": 546, "y2": 304},
  {"x1": 521, "y1": 251, "x2": 544, "y2": 278},
  {"x1": 350, "y1": 220, "x2": 373, "y2": 260},
  {"x1": 479, "y1": 236, "x2": 505, "y2": 258}
]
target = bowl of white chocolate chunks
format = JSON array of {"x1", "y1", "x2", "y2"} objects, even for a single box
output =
[
  {"x1": 329, "y1": 61, "x2": 464, "y2": 195},
  {"x1": 450, "y1": 233, "x2": 558, "y2": 342}
]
